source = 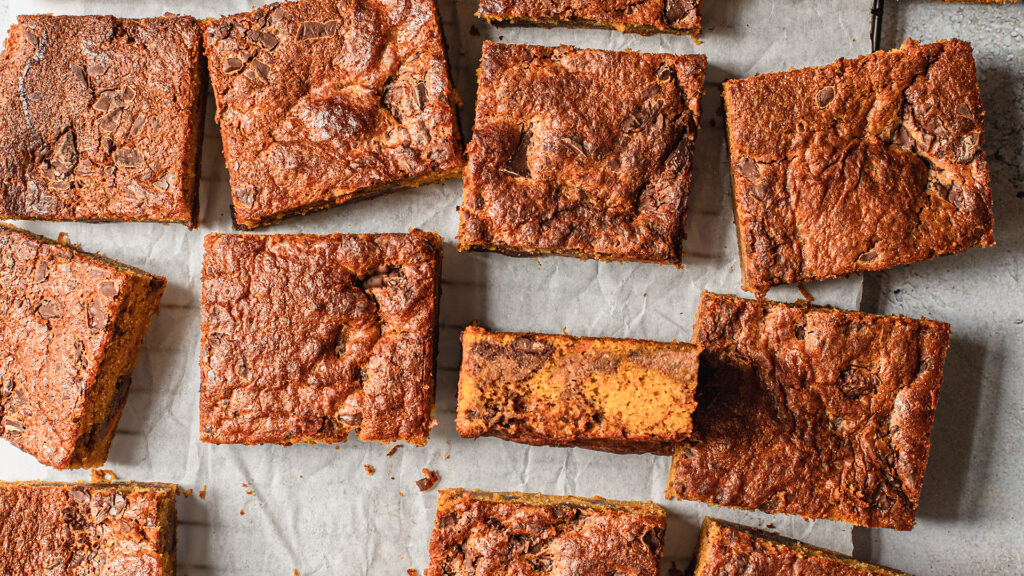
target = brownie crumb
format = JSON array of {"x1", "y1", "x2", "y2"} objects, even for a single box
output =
[
  {"x1": 416, "y1": 468, "x2": 440, "y2": 491},
  {"x1": 182, "y1": 488, "x2": 193, "y2": 498},
  {"x1": 408, "y1": 570, "x2": 420, "y2": 576},
  {"x1": 364, "y1": 464, "x2": 376, "y2": 476},
  {"x1": 91, "y1": 469, "x2": 117, "y2": 482},
  {"x1": 797, "y1": 283, "x2": 814, "y2": 303},
  {"x1": 386, "y1": 445, "x2": 401, "y2": 457},
  {"x1": 200, "y1": 485, "x2": 208, "y2": 499}
]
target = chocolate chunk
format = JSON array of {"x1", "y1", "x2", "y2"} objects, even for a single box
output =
[
  {"x1": 215, "y1": 23, "x2": 232, "y2": 40},
  {"x1": 893, "y1": 126, "x2": 915, "y2": 152},
  {"x1": 735, "y1": 157, "x2": 761, "y2": 182},
  {"x1": 37, "y1": 300, "x2": 61, "y2": 319},
  {"x1": 235, "y1": 357, "x2": 250, "y2": 380},
  {"x1": 100, "y1": 137, "x2": 115, "y2": 155},
  {"x1": 955, "y1": 103, "x2": 974, "y2": 120},
  {"x1": 130, "y1": 115, "x2": 146, "y2": 137},
  {"x1": 296, "y1": 21, "x2": 336, "y2": 40},
  {"x1": 87, "y1": 62, "x2": 108, "y2": 77},
  {"x1": 858, "y1": 250, "x2": 878, "y2": 263},
  {"x1": 955, "y1": 133, "x2": 979, "y2": 164},
  {"x1": 50, "y1": 130, "x2": 78, "y2": 176},
  {"x1": 619, "y1": 114, "x2": 642, "y2": 134},
  {"x1": 415, "y1": 80, "x2": 427, "y2": 110},
  {"x1": 815, "y1": 86, "x2": 836, "y2": 108},
  {"x1": 23, "y1": 30, "x2": 39, "y2": 46},
  {"x1": 258, "y1": 31, "x2": 280, "y2": 51},
  {"x1": 248, "y1": 60, "x2": 270, "y2": 82},
  {"x1": 234, "y1": 187, "x2": 256, "y2": 206},
  {"x1": 50, "y1": 180, "x2": 71, "y2": 191},
  {"x1": 87, "y1": 297, "x2": 108, "y2": 332},
  {"x1": 98, "y1": 108, "x2": 123, "y2": 133},
  {"x1": 223, "y1": 57, "x2": 245, "y2": 74},
  {"x1": 122, "y1": 85, "x2": 137, "y2": 102},
  {"x1": 416, "y1": 468, "x2": 439, "y2": 491},
  {"x1": 665, "y1": 0, "x2": 695, "y2": 24},
  {"x1": 113, "y1": 148, "x2": 141, "y2": 168},
  {"x1": 656, "y1": 63, "x2": 675, "y2": 83},
  {"x1": 153, "y1": 175, "x2": 171, "y2": 190},
  {"x1": 26, "y1": 91, "x2": 43, "y2": 100},
  {"x1": 560, "y1": 135, "x2": 587, "y2": 159},
  {"x1": 35, "y1": 260, "x2": 48, "y2": 283},
  {"x1": 98, "y1": 281, "x2": 119, "y2": 298},
  {"x1": 110, "y1": 493, "x2": 127, "y2": 516},
  {"x1": 500, "y1": 131, "x2": 532, "y2": 178},
  {"x1": 70, "y1": 63, "x2": 89, "y2": 88},
  {"x1": 337, "y1": 412, "x2": 362, "y2": 427},
  {"x1": 69, "y1": 489, "x2": 90, "y2": 505},
  {"x1": 92, "y1": 94, "x2": 113, "y2": 112},
  {"x1": 362, "y1": 265, "x2": 393, "y2": 289}
]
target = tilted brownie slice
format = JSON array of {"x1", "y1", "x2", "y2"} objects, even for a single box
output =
[
  {"x1": 694, "y1": 518, "x2": 912, "y2": 576},
  {"x1": 457, "y1": 42, "x2": 705, "y2": 263},
  {"x1": 0, "y1": 14, "x2": 205, "y2": 227},
  {"x1": 427, "y1": 489, "x2": 665, "y2": 576},
  {"x1": 200, "y1": 230, "x2": 442, "y2": 446},
  {"x1": 666, "y1": 292, "x2": 950, "y2": 530},
  {"x1": 0, "y1": 482, "x2": 176, "y2": 576},
  {"x1": 0, "y1": 224, "x2": 166, "y2": 469},
  {"x1": 476, "y1": 0, "x2": 702, "y2": 37},
  {"x1": 725, "y1": 39, "x2": 994, "y2": 294},
  {"x1": 456, "y1": 325, "x2": 699, "y2": 454},
  {"x1": 203, "y1": 0, "x2": 463, "y2": 229}
]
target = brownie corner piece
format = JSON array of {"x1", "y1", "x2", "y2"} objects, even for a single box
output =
[
  {"x1": 694, "y1": 518, "x2": 912, "y2": 576},
  {"x1": 0, "y1": 481, "x2": 177, "y2": 576},
  {"x1": 667, "y1": 292, "x2": 950, "y2": 529},
  {"x1": 476, "y1": 0, "x2": 702, "y2": 37},
  {"x1": 456, "y1": 325, "x2": 700, "y2": 454},
  {"x1": 724, "y1": 38, "x2": 994, "y2": 294},
  {"x1": 0, "y1": 224, "x2": 166, "y2": 469},
  {"x1": 199, "y1": 230, "x2": 442, "y2": 447},
  {"x1": 0, "y1": 14, "x2": 205, "y2": 227},
  {"x1": 458, "y1": 42, "x2": 705, "y2": 263},
  {"x1": 427, "y1": 489, "x2": 665, "y2": 576},
  {"x1": 203, "y1": 0, "x2": 463, "y2": 229}
]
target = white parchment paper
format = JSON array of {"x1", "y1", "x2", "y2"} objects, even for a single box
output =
[{"x1": 0, "y1": 1, "x2": 874, "y2": 574}]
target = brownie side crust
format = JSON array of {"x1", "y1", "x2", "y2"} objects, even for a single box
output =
[
  {"x1": 456, "y1": 325, "x2": 699, "y2": 454},
  {"x1": 426, "y1": 489, "x2": 665, "y2": 576},
  {"x1": 203, "y1": 0, "x2": 463, "y2": 230},
  {"x1": 694, "y1": 518, "x2": 912, "y2": 576},
  {"x1": 666, "y1": 292, "x2": 950, "y2": 530},
  {"x1": 0, "y1": 14, "x2": 205, "y2": 227},
  {"x1": 0, "y1": 224, "x2": 166, "y2": 469},
  {"x1": 0, "y1": 481, "x2": 176, "y2": 576},
  {"x1": 457, "y1": 42, "x2": 705, "y2": 263},
  {"x1": 724, "y1": 39, "x2": 994, "y2": 294},
  {"x1": 200, "y1": 230, "x2": 442, "y2": 446},
  {"x1": 476, "y1": 0, "x2": 702, "y2": 36}
]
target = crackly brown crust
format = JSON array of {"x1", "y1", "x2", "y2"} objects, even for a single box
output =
[
  {"x1": 0, "y1": 481, "x2": 176, "y2": 576},
  {"x1": 0, "y1": 15, "x2": 205, "y2": 228},
  {"x1": 426, "y1": 489, "x2": 665, "y2": 576},
  {"x1": 724, "y1": 39, "x2": 994, "y2": 294},
  {"x1": 457, "y1": 42, "x2": 705, "y2": 263},
  {"x1": 203, "y1": 0, "x2": 463, "y2": 230},
  {"x1": 0, "y1": 224, "x2": 166, "y2": 469},
  {"x1": 667, "y1": 292, "x2": 950, "y2": 530},
  {"x1": 200, "y1": 230, "x2": 442, "y2": 446},
  {"x1": 476, "y1": 0, "x2": 701, "y2": 36},
  {"x1": 694, "y1": 518, "x2": 912, "y2": 576},
  {"x1": 456, "y1": 325, "x2": 699, "y2": 454}
]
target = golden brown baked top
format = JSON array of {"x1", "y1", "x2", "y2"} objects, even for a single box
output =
[
  {"x1": 0, "y1": 224, "x2": 166, "y2": 469},
  {"x1": 694, "y1": 518, "x2": 912, "y2": 576},
  {"x1": 0, "y1": 14, "x2": 205, "y2": 227},
  {"x1": 427, "y1": 489, "x2": 665, "y2": 576},
  {"x1": 476, "y1": 0, "x2": 702, "y2": 35},
  {"x1": 725, "y1": 39, "x2": 994, "y2": 294},
  {"x1": 667, "y1": 292, "x2": 950, "y2": 530},
  {"x1": 456, "y1": 325, "x2": 699, "y2": 454},
  {"x1": 0, "y1": 481, "x2": 177, "y2": 576},
  {"x1": 458, "y1": 42, "x2": 705, "y2": 263},
  {"x1": 200, "y1": 230, "x2": 441, "y2": 446},
  {"x1": 203, "y1": 0, "x2": 463, "y2": 229}
]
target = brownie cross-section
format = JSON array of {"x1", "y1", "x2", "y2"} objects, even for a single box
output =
[{"x1": 476, "y1": 0, "x2": 702, "y2": 37}]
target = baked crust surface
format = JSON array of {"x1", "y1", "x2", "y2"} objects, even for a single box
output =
[
  {"x1": 476, "y1": 0, "x2": 702, "y2": 36},
  {"x1": 666, "y1": 292, "x2": 950, "y2": 530}
]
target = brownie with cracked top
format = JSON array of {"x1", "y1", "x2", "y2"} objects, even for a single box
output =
[
  {"x1": 0, "y1": 481, "x2": 177, "y2": 576},
  {"x1": 694, "y1": 518, "x2": 912, "y2": 576},
  {"x1": 725, "y1": 39, "x2": 994, "y2": 295},
  {"x1": 476, "y1": 0, "x2": 701, "y2": 37},
  {"x1": 204, "y1": 0, "x2": 463, "y2": 230},
  {"x1": 457, "y1": 42, "x2": 705, "y2": 263},
  {"x1": 666, "y1": 292, "x2": 950, "y2": 530},
  {"x1": 0, "y1": 224, "x2": 166, "y2": 469},
  {"x1": 456, "y1": 325, "x2": 699, "y2": 454},
  {"x1": 200, "y1": 230, "x2": 442, "y2": 446},
  {"x1": 0, "y1": 14, "x2": 205, "y2": 228},
  {"x1": 426, "y1": 489, "x2": 665, "y2": 576}
]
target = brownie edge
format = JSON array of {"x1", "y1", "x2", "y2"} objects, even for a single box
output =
[{"x1": 477, "y1": 0, "x2": 702, "y2": 37}]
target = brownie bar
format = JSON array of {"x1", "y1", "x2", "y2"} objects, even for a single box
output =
[
  {"x1": 456, "y1": 325, "x2": 699, "y2": 454},
  {"x1": 200, "y1": 230, "x2": 442, "y2": 446},
  {"x1": 457, "y1": 42, "x2": 705, "y2": 263},
  {"x1": 426, "y1": 489, "x2": 665, "y2": 576},
  {"x1": 666, "y1": 292, "x2": 950, "y2": 530},
  {"x1": 725, "y1": 39, "x2": 994, "y2": 294},
  {"x1": 203, "y1": 0, "x2": 463, "y2": 229},
  {"x1": 694, "y1": 518, "x2": 912, "y2": 576},
  {"x1": 0, "y1": 15, "x2": 205, "y2": 228},
  {"x1": 0, "y1": 482, "x2": 176, "y2": 576},
  {"x1": 0, "y1": 224, "x2": 166, "y2": 469},
  {"x1": 477, "y1": 0, "x2": 701, "y2": 36}
]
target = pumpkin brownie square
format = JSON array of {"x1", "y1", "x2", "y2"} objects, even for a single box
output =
[
  {"x1": 0, "y1": 14, "x2": 205, "y2": 227},
  {"x1": 476, "y1": 0, "x2": 702, "y2": 37},
  {"x1": 693, "y1": 518, "x2": 912, "y2": 576},
  {"x1": 457, "y1": 42, "x2": 705, "y2": 263},
  {"x1": 666, "y1": 292, "x2": 950, "y2": 530},
  {"x1": 456, "y1": 325, "x2": 699, "y2": 454},
  {"x1": 426, "y1": 489, "x2": 665, "y2": 576},
  {"x1": 0, "y1": 481, "x2": 176, "y2": 576},
  {"x1": 725, "y1": 39, "x2": 994, "y2": 294},
  {"x1": 203, "y1": 0, "x2": 463, "y2": 229},
  {"x1": 199, "y1": 230, "x2": 442, "y2": 446},
  {"x1": 0, "y1": 224, "x2": 166, "y2": 469}
]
